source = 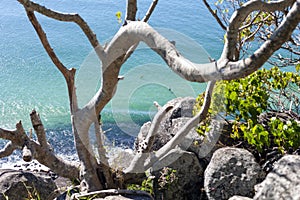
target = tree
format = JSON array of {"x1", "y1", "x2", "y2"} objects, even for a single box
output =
[{"x1": 0, "y1": 0, "x2": 299, "y2": 193}]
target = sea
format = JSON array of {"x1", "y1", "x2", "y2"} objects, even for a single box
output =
[{"x1": 0, "y1": 0, "x2": 224, "y2": 166}]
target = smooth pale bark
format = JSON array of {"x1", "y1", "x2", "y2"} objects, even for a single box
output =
[{"x1": 0, "y1": 0, "x2": 297, "y2": 192}]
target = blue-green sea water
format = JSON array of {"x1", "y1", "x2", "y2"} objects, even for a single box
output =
[{"x1": 0, "y1": 0, "x2": 224, "y2": 164}]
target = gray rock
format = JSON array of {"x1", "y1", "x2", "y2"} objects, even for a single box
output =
[
  {"x1": 153, "y1": 150, "x2": 206, "y2": 200},
  {"x1": 135, "y1": 97, "x2": 201, "y2": 153},
  {"x1": 253, "y1": 155, "x2": 300, "y2": 200},
  {"x1": 71, "y1": 189, "x2": 153, "y2": 200},
  {"x1": 135, "y1": 97, "x2": 207, "y2": 199},
  {"x1": 204, "y1": 147, "x2": 265, "y2": 200},
  {"x1": 0, "y1": 169, "x2": 58, "y2": 200}
]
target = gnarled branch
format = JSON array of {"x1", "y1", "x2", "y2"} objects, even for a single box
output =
[{"x1": 125, "y1": 81, "x2": 215, "y2": 173}]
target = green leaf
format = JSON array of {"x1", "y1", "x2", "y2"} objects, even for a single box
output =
[{"x1": 296, "y1": 63, "x2": 300, "y2": 72}]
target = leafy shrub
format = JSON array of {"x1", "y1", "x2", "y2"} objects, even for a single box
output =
[{"x1": 194, "y1": 67, "x2": 300, "y2": 153}]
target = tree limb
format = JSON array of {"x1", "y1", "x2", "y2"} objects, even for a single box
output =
[
  {"x1": 125, "y1": 104, "x2": 173, "y2": 173},
  {"x1": 143, "y1": 81, "x2": 216, "y2": 170},
  {"x1": 222, "y1": 0, "x2": 296, "y2": 61},
  {"x1": 30, "y1": 110, "x2": 49, "y2": 148},
  {"x1": 126, "y1": 0, "x2": 137, "y2": 21},
  {"x1": 24, "y1": 9, "x2": 78, "y2": 113},
  {"x1": 18, "y1": 0, "x2": 104, "y2": 60},
  {"x1": 0, "y1": 119, "x2": 80, "y2": 179},
  {"x1": 125, "y1": 81, "x2": 215, "y2": 173},
  {"x1": 0, "y1": 142, "x2": 18, "y2": 158},
  {"x1": 202, "y1": 0, "x2": 227, "y2": 30},
  {"x1": 103, "y1": 0, "x2": 299, "y2": 84},
  {"x1": 142, "y1": 0, "x2": 159, "y2": 22}
]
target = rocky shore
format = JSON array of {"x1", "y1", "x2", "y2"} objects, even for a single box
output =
[{"x1": 1, "y1": 97, "x2": 300, "y2": 200}]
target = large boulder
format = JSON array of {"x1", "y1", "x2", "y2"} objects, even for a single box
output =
[
  {"x1": 0, "y1": 169, "x2": 58, "y2": 200},
  {"x1": 152, "y1": 150, "x2": 206, "y2": 200},
  {"x1": 204, "y1": 147, "x2": 265, "y2": 200},
  {"x1": 254, "y1": 155, "x2": 300, "y2": 200},
  {"x1": 134, "y1": 97, "x2": 207, "y2": 199},
  {"x1": 70, "y1": 189, "x2": 153, "y2": 200}
]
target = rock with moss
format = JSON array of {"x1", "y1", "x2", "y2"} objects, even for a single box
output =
[{"x1": 0, "y1": 169, "x2": 59, "y2": 200}]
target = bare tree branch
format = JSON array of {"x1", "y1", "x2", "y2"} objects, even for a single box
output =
[
  {"x1": 125, "y1": 81, "x2": 215, "y2": 173},
  {"x1": 18, "y1": 0, "x2": 104, "y2": 60},
  {"x1": 126, "y1": 0, "x2": 137, "y2": 21},
  {"x1": 125, "y1": 104, "x2": 173, "y2": 173},
  {"x1": 30, "y1": 110, "x2": 49, "y2": 148},
  {"x1": 143, "y1": 80, "x2": 216, "y2": 170},
  {"x1": 103, "y1": 0, "x2": 299, "y2": 84},
  {"x1": 142, "y1": 0, "x2": 159, "y2": 22},
  {"x1": 0, "y1": 118, "x2": 80, "y2": 179},
  {"x1": 202, "y1": 0, "x2": 227, "y2": 30},
  {"x1": 24, "y1": 9, "x2": 79, "y2": 113},
  {"x1": 0, "y1": 142, "x2": 18, "y2": 158},
  {"x1": 143, "y1": 105, "x2": 174, "y2": 153},
  {"x1": 222, "y1": 0, "x2": 296, "y2": 61}
]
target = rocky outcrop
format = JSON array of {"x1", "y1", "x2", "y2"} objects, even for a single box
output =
[
  {"x1": 135, "y1": 97, "x2": 201, "y2": 153},
  {"x1": 0, "y1": 169, "x2": 59, "y2": 200},
  {"x1": 70, "y1": 189, "x2": 153, "y2": 200},
  {"x1": 134, "y1": 97, "x2": 207, "y2": 199},
  {"x1": 253, "y1": 155, "x2": 300, "y2": 200},
  {"x1": 153, "y1": 150, "x2": 205, "y2": 200},
  {"x1": 204, "y1": 147, "x2": 265, "y2": 200}
]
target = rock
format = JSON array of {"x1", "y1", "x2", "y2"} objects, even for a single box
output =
[
  {"x1": 0, "y1": 169, "x2": 59, "y2": 200},
  {"x1": 204, "y1": 147, "x2": 265, "y2": 200},
  {"x1": 253, "y1": 155, "x2": 300, "y2": 200},
  {"x1": 134, "y1": 97, "x2": 208, "y2": 199},
  {"x1": 153, "y1": 150, "x2": 206, "y2": 200},
  {"x1": 135, "y1": 97, "x2": 201, "y2": 153},
  {"x1": 228, "y1": 196, "x2": 253, "y2": 200},
  {"x1": 71, "y1": 189, "x2": 153, "y2": 200}
]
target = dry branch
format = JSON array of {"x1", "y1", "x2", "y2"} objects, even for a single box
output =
[
  {"x1": 0, "y1": 142, "x2": 18, "y2": 158},
  {"x1": 18, "y1": 0, "x2": 104, "y2": 60},
  {"x1": 0, "y1": 115, "x2": 80, "y2": 179},
  {"x1": 126, "y1": 0, "x2": 137, "y2": 21},
  {"x1": 142, "y1": 0, "x2": 159, "y2": 22},
  {"x1": 125, "y1": 81, "x2": 215, "y2": 173}
]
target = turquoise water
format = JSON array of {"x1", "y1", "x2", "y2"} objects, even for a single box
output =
[{"x1": 0, "y1": 0, "x2": 224, "y2": 160}]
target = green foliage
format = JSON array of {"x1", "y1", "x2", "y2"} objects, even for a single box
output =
[
  {"x1": 23, "y1": 182, "x2": 41, "y2": 200},
  {"x1": 77, "y1": 194, "x2": 98, "y2": 200},
  {"x1": 115, "y1": 11, "x2": 122, "y2": 24},
  {"x1": 194, "y1": 67, "x2": 300, "y2": 153},
  {"x1": 127, "y1": 167, "x2": 178, "y2": 196},
  {"x1": 127, "y1": 174, "x2": 155, "y2": 195},
  {"x1": 158, "y1": 167, "x2": 178, "y2": 191},
  {"x1": 268, "y1": 118, "x2": 300, "y2": 153}
]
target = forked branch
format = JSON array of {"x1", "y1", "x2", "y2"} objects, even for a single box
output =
[
  {"x1": 18, "y1": 0, "x2": 104, "y2": 60},
  {"x1": 125, "y1": 81, "x2": 215, "y2": 173},
  {"x1": 0, "y1": 114, "x2": 80, "y2": 179}
]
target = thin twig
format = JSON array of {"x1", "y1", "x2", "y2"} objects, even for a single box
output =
[
  {"x1": 142, "y1": 0, "x2": 159, "y2": 22},
  {"x1": 202, "y1": 0, "x2": 227, "y2": 30}
]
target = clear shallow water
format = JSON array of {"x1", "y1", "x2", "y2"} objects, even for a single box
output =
[{"x1": 0, "y1": 0, "x2": 224, "y2": 164}]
